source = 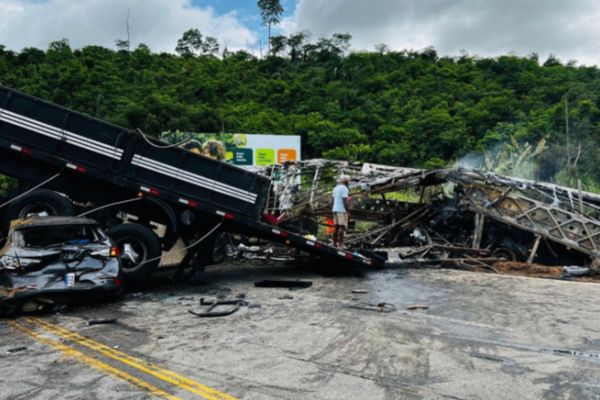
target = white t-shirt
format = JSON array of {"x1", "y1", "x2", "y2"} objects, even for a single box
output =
[{"x1": 332, "y1": 184, "x2": 349, "y2": 213}]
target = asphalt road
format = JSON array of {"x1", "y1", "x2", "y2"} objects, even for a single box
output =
[{"x1": 2, "y1": 260, "x2": 600, "y2": 400}]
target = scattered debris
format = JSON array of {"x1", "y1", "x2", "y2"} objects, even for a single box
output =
[
  {"x1": 119, "y1": 306, "x2": 141, "y2": 311},
  {"x1": 6, "y1": 346, "x2": 27, "y2": 354},
  {"x1": 352, "y1": 289, "x2": 368, "y2": 294},
  {"x1": 88, "y1": 318, "x2": 118, "y2": 326},
  {"x1": 407, "y1": 305, "x2": 429, "y2": 310},
  {"x1": 235, "y1": 293, "x2": 246, "y2": 299},
  {"x1": 255, "y1": 280, "x2": 312, "y2": 289},
  {"x1": 347, "y1": 301, "x2": 404, "y2": 312},
  {"x1": 188, "y1": 298, "x2": 242, "y2": 318},
  {"x1": 470, "y1": 353, "x2": 516, "y2": 365},
  {"x1": 348, "y1": 302, "x2": 396, "y2": 313},
  {"x1": 563, "y1": 266, "x2": 590, "y2": 276}
]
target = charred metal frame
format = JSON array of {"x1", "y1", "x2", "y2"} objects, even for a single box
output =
[{"x1": 253, "y1": 160, "x2": 600, "y2": 268}]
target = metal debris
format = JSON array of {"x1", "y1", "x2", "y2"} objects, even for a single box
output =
[
  {"x1": 348, "y1": 302, "x2": 397, "y2": 313},
  {"x1": 188, "y1": 298, "x2": 242, "y2": 318},
  {"x1": 254, "y1": 280, "x2": 312, "y2": 289},
  {"x1": 88, "y1": 318, "x2": 118, "y2": 326},
  {"x1": 407, "y1": 305, "x2": 429, "y2": 310},
  {"x1": 253, "y1": 160, "x2": 600, "y2": 273},
  {"x1": 6, "y1": 346, "x2": 27, "y2": 354}
]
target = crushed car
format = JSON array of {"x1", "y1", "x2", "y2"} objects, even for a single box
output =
[{"x1": 0, "y1": 216, "x2": 123, "y2": 315}]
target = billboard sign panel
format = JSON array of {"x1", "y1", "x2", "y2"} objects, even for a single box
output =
[{"x1": 161, "y1": 132, "x2": 301, "y2": 167}]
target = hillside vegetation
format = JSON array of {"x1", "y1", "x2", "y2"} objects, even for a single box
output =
[{"x1": 1, "y1": 34, "x2": 600, "y2": 186}]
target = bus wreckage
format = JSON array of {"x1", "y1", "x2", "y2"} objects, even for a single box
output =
[{"x1": 253, "y1": 160, "x2": 600, "y2": 274}]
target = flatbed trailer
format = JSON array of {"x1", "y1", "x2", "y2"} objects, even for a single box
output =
[{"x1": 0, "y1": 85, "x2": 384, "y2": 285}]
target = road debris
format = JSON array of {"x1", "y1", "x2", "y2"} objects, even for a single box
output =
[
  {"x1": 6, "y1": 346, "x2": 27, "y2": 354},
  {"x1": 352, "y1": 289, "x2": 368, "y2": 294},
  {"x1": 88, "y1": 318, "x2": 118, "y2": 326},
  {"x1": 563, "y1": 266, "x2": 590, "y2": 276},
  {"x1": 348, "y1": 302, "x2": 397, "y2": 313},
  {"x1": 254, "y1": 280, "x2": 312, "y2": 289},
  {"x1": 188, "y1": 298, "x2": 243, "y2": 318},
  {"x1": 407, "y1": 305, "x2": 429, "y2": 310}
]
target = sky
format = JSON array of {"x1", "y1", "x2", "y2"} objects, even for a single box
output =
[{"x1": 1, "y1": 0, "x2": 600, "y2": 66}]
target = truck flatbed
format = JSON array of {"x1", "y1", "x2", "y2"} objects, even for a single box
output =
[{"x1": 0, "y1": 84, "x2": 384, "y2": 283}]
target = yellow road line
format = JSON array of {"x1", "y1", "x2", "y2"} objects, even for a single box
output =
[
  {"x1": 26, "y1": 317, "x2": 239, "y2": 400},
  {"x1": 9, "y1": 321, "x2": 182, "y2": 400}
]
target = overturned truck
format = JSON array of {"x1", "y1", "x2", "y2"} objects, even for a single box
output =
[{"x1": 254, "y1": 160, "x2": 600, "y2": 271}]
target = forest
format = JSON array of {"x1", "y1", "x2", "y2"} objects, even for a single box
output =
[{"x1": 1, "y1": 29, "x2": 600, "y2": 190}]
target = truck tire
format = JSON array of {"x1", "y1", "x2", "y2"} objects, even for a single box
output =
[
  {"x1": 3, "y1": 189, "x2": 75, "y2": 233},
  {"x1": 106, "y1": 223, "x2": 161, "y2": 288}
]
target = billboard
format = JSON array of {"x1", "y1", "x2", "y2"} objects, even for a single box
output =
[{"x1": 161, "y1": 132, "x2": 301, "y2": 167}]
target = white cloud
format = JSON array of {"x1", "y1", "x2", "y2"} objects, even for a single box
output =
[
  {"x1": 0, "y1": 0, "x2": 257, "y2": 53},
  {"x1": 284, "y1": 0, "x2": 600, "y2": 66}
]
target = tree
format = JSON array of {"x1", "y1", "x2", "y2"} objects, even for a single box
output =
[
  {"x1": 115, "y1": 8, "x2": 133, "y2": 52},
  {"x1": 332, "y1": 33, "x2": 352, "y2": 57},
  {"x1": 375, "y1": 43, "x2": 389, "y2": 55},
  {"x1": 175, "y1": 29, "x2": 203, "y2": 56},
  {"x1": 48, "y1": 38, "x2": 71, "y2": 53},
  {"x1": 176, "y1": 29, "x2": 219, "y2": 56},
  {"x1": 222, "y1": 39, "x2": 231, "y2": 58},
  {"x1": 543, "y1": 53, "x2": 562, "y2": 67},
  {"x1": 287, "y1": 31, "x2": 310, "y2": 61},
  {"x1": 257, "y1": 0, "x2": 284, "y2": 54},
  {"x1": 115, "y1": 39, "x2": 130, "y2": 51},
  {"x1": 269, "y1": 35, "x2": 287, "y2": 57},
  {"x1": 201, "y1": 36, "x2": 220, "y2": 56}
]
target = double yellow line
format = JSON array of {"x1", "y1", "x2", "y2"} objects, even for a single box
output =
[{"x1": 10, "y1": 318, "x2": 239, "y2": 400}]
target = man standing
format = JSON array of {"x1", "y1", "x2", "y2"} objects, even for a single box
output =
[{"x1": 332, "y1": 177, "x2": 350, "y2": 249}]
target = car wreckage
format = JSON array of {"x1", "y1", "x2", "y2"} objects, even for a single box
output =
[
  {"x1": 0, "y1": 217, "x2": 123, "y2": 315},
  {"x1": 252, "y1": 160, "x2": 600, "y2": 273}
]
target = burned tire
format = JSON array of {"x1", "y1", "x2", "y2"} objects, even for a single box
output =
[
  {"x1": 3, "y1": 189, "x2": 75, "y2": 233},
  {"x1": 106, "y1": 224, "x2": 161, "y2": 288},
  {"x1": 492, "y1": 248, "x2": 517, "y2": 262}
]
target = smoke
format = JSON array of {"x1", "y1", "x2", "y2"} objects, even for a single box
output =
[{"x1": 454, "y1": 151, "x2": 486, "y2": 170}]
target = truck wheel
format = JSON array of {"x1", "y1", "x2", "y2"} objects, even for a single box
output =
[
  {"x1": 3, "y1": 189, "x2": 75, "y2": 233},
  {"x1": 107, "y1": 224, "x2": 161, "y2": 288}
]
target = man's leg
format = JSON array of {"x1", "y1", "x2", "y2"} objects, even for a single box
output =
[
  {"x1": 338, "y1": 226, "x2": 345, "y2": 248},
  {"x1": 332, "y1": 213, "x2": 339, "y2": 247},
  {"x1": 333, "y1": 225, "x2": 339, "y2": 247}
]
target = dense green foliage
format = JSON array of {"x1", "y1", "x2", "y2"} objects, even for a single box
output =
[{"x1": 1, "y1": 34, "x2": 600, "y2": 186}]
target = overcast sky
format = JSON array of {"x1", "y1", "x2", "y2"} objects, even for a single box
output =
[{"x1": 1, "y1": 0, "x2": 600, "y2": 65}]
